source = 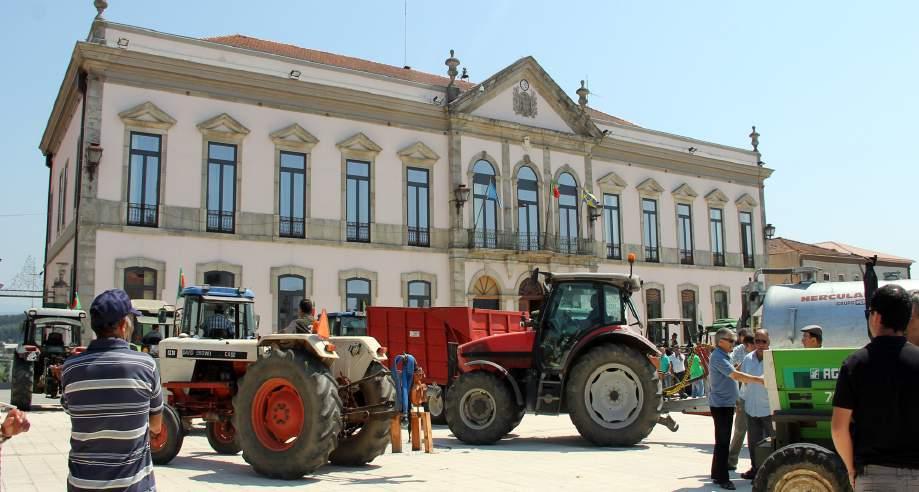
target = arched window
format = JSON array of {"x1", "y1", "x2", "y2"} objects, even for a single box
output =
[
  {"x1": 346, "y1": 278, "x2": 371, "y2": 311},
  {"x1": 472, "y1": 160, "x2": 498, "y2": 248},
  {"x1": 518, "y1": 277, "x2": 545, "y2": 314},
  {"x1": 471, "y1": 275, "x2": 500, "y2": 310},
  {"x1": 517, "y1": 166, "x2": 540, "y2": 251},
  {"x1": 278, "y1": 275, "x2": 305, "y2": 329},
  {"x1": 713, "y1": 290, "x2": 729, "y2": 320},
  {"x1": 124, "y1": 267, "x2": 157, "y2": 300},
  {"x1": 681, "y1": 289, "x2": 697, "y2": 343},
  {"x1": 204, "y1": 270, "x2": 235, "y2": 287},
  {"x1": 407, "y1": 280, "x2": 431, "y2": 308},
  {"x1": 557, "y1": 172, "x2": 579, "y2": 253},
  {"x1": 646, "y1": 288, "x2": 663, "y2": 344}
]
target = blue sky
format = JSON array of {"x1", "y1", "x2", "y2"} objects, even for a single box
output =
[{"x1": 1, "y1": 1, "x2": 916, "y2": 312}]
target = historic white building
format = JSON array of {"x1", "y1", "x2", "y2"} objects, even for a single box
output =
[{"x1": 41, "y1": 13, "x2": 773, "y2": 338}]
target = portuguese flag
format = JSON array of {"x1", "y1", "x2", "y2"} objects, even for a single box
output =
[
  {"x1": 71, "y1": 292, "x2": 82, "y2": 310},
  {"x1": 552, "y1": 179, "x2": 560, "y2": 199}
]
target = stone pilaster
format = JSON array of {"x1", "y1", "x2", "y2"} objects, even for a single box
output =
[{"x1": 501, "y1": 140, "x2": 513, "y2": 231}]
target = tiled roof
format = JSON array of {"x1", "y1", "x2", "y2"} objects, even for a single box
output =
[
  {"x1": 586, "y1": 107, "x2": 638, "y2": 128},
  {"x1": 767, "y1": 238, "x2": 859, "y2": 259},
  {"x1": 205, "y1": 34, "x2": 476, "y2": 91},
  {"x1": 203, "y1": 34, "x2": 637, "y2": 128},
  {"x1": 814, "y1": 241, "x2": 914, "y2": 264}
]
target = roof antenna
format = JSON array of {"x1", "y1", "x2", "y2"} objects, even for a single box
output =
[{"x1": 402, "y1": 0, "x2": 409, "y2": 69}]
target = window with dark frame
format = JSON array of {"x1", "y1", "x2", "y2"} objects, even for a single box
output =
[
  {"x1": 603, "y1": 194, "x2": 621, "y2": 259},
  {"x1": 680, "y1": 289, "x2": 697, "y2": 343},
  {"x1": 677, "y1": 203, "x2": 694, "y2": 265},
  {"x1": 204, "y1": 270, "x2": 235, "y2": 287},
  {"x1": 278, "y1": 275, "x2": 305, "y2": 330},
  {"x1": 346, "y1": 160, "x2": 371, "y2": 242},
  {"x1": 124, "y1": 267, "x2": 157, "y2": 300},
  {"x1": 714, "y1": 290, "x2": 729, "y2": 320},
  {"x1": 127, "y1": 132, "x2": 161, "y2": 227},
  {"x1": 646, "y1": 288, "x2": 663, "y2": 344},
  {"x1": 279, "y1": 151, "x2": 306, "y2": 238},
  {"x1": 406, "y1": 167, "x2": 430, "y2": 247},
  {"x1": 517, "y1": 166, "x2": 540, "y2": 251},
  {"x1": 206, "y1": 142, "x2": 237, "y2": 233},
  {"x1": 57, "y1": 167, "x2": 66, "y2": 234},
  {"x1": 407, "y1": 280, "x2": 431, "y2": 307},
  {"x1": 740, "y1": 211, "x2": 754, "y2": 268},
  {"x1": 642, "y1": 198, "x2": 659, "y2": 262},
  {"x1": 472, "y1": 160, "x2": 498, "y2": 248},
  {"x1": 557, "y1": 172, "x2": 579, "y2": 254},
  {"x1": 346, "y1": 278, "x2": 371, "y2": 311},
  {"x1": 710, "y1": 208, "x2": 725, "y2": 266}
]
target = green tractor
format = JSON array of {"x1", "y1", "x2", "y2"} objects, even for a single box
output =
[{"x1": 753, "y1": 348, "x2": 853, "y2": 491}]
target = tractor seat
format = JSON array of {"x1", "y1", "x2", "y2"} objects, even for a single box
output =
[
  {"x1": 45, "y1": 332, "x2": 65, "y2": 346},
  {"x1": 206, "y1": 328, "x2": 229, "y2": 339}
]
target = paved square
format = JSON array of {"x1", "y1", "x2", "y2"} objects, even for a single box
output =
[{"x1": 1, "y1": 392, "x2": 754, "y2": 491}]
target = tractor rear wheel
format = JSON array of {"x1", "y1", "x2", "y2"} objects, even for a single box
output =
[
  {"x1": 11, "y1": 358, "x2": 33, "y2": 411},
  {"x1": 206, "y1": 421, "x2": 241, "y2": 455},
  {"x1": 234, "y1": 349, "x2": 341, "y2": 479},
  {"x1": 445, "y1": 371, "x2": 518, "y2": 445},
  {"x1": 566, "y1": 344, "x2": 661, "y2": 446},
  {"x1": 329, "y1": 362, "x2": 395, "y2": 466},
  {"x1": 151, "y1": 405, "x2": 184, "y2": 465},
  {"x1": 753, "y1": 443, "x2": 852, "y2": 492}
]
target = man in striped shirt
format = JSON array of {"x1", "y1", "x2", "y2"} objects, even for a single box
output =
[{"x1": 61, "y1": 289, "x2": 163, "y2": 491}]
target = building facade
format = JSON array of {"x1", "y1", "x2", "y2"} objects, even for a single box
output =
[
  {"x1": 40, "y1": 17, "x2": 772, "y2": 338},
  {"x1": 767, "y1": 238, "x2": 912, "y2": 286}
]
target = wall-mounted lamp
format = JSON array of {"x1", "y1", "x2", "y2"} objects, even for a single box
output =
[
  {"x1": 289, "y1": 70, "x2": 302, "y2": 79},
  {"x1": 86, "y1": 143, "x2": 103, "y2": 182},
  {"x1": 764, "y1": 223, "x2": 776, "y2": 240},
  {"x1": 116, "y1": 37, "x2": 129, "y2": 48},
  {"x1": 588, "y1": 206, "x2": 602, "y2": 223},
  {"x1": 453, "y1": 184, "x2": 470, "y2": 212}
]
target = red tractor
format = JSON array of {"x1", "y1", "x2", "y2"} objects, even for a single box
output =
[{"x1": 445, "y1": 264, "x2": 665, "y2": 446}]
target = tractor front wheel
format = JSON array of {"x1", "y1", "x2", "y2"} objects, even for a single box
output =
[
  {"x1": 11, "y1": 358, "x2": 34, "y2": 411},
  {"x1": 329, "y1": 362, "x2": 395, "y2": 466},
  {"x1": 566, "y1": 344, "x2": 662, "y2": 446},
  {"x1": 206, "y1": 420, "x2": 241, "y2": 455},
  {"x1": 234, "y1": 349, "x2": 341, "y2": 479},
  {"x1": 151, "y1": 405, "x2": 184, "y2": 465},
  {"x1": 445, "y1": 371, "x2": 518, "y2": 445},
  {"x1": 753, "y1": 443, "x2": 852, "y2": 492}
]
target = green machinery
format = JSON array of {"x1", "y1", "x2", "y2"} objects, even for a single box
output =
[{"x1": 752, "y1": 347, "x2": 854, "y2": 491}]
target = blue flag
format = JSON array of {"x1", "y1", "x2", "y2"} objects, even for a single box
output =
[{"x1": 486, "y1": 180, "x2": 500, "y2": 206}]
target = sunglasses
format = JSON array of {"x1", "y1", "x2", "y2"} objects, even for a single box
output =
[
  {"x1": 720, "y1": 338, "x2": 736, "y2": 344},
  {"x1": 754, "y1": 339, "x2": 769, "y2": 344}
]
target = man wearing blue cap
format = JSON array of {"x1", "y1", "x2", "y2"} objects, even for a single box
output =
[{"x1": 60, "y1": 289, "x2": 164, "y2": 491}]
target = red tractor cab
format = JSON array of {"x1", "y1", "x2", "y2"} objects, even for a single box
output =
[{"x1": 446, "y1": 265, "x2": 664, "y2": 447}]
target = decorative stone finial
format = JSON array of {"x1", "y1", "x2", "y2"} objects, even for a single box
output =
[
  {"x1": 576, "y1": 80, "x2": 589, "y2": 109},
  {"x1": 749, "y1": 125, "x2": 760, "y2": 152},
  {"x1": 445, "y1": 49, "x2": 460, "y2": 86},
  {"x1": 94, "y1": 0, "x2": 108, "y2": 18}
]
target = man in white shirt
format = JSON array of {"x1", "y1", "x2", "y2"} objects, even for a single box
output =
[
  {"x1": 669, "y1": 347, "x2": 688, "y2": 398},
  {"x1": 728, "y1": 328, "x2": 755, "y2": 471},
  {"x1": 739, "y1": 329, "x2": 773, "y2": 481}
]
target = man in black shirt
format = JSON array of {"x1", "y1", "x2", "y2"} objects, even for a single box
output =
[{"x1": 832, "y1": 284, "x2": 919, "y2": 491}]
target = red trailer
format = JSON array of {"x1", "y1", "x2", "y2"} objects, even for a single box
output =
[{"x1": 367, "y1": 306, "x2": 527, "y2": 423}]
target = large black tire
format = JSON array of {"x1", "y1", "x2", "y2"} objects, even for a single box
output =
[
  {"x1": 753, "y1": 443, "x2": 852, "y2": 492},
  {"x1": 206, "y1": 421, "x2": 242, "y2": 455},
  {"x1": 11, "y1": 358, "x2": 33, "y2": 411},
  {"x1": 509, "y1": 404, "x2": 526, "y2": 433},
  {"x1": 565, "y1": 344, "x2": 661, "y2": 446},
  {"x1": 445, "y1": 371, "x2": 518, "y2": 445},
  {"x1": 151, "y1": 405, "x2": 184, "y2": 465},
  {"x1": 234, "y1": 349, "x2": 341, "y2": 479},
  {"x1": 329, "y1": 362, "x2": 395, "y2": 466}
]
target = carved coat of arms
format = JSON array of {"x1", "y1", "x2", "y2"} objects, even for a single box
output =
[{"x1": 513, "y1": 87, "x2": 537, "y2": 118}]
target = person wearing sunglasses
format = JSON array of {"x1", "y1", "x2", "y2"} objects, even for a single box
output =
[
  {"x1": 832, "y1": 284, "x2": 919, "y2": 491},
  {"x1": 738, "y1": 330, "x2": 772, "y2": 481},
  {"x1": 708, "y1": 328, "x2": 766, "y2": 490}
]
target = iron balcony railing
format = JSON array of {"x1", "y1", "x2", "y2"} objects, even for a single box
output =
[
  {"x1": 679, "y1": 249, "x2": 694, "y2": 265},
  {"x1": 607, "y1": 243, "x2": 621, "y2": 260},
  {"x1": 407, "y1": 226, "x2": 430, "y2": 247},
  {"x1": 467, "y1": 230, "x2": 594, "y2": 255},
  {"x1": 279, "y1": 216, "x2": 305, "y2": 238},
  {"x1": 743, "y1": 255, "x2": 755, "y2": 269},
  {"x1": 127, "y1": 203, "x2": 158, "y2": 227},
  {"x1": 713, "y1": 252, "x2": 726, "y2": 267},
  {"x1": 346, "y1": 221, "x2": 370, "y2": 242},
  {"x1": 206, "y1": 210, "x2": 234, "y2": 233},
  {"x1": 644, "y1": 246, "x2": 660, "y2": 263}
]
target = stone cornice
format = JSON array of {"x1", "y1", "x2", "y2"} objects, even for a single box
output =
[
  {"x1": 118, "y1": 101, "x2": 177, "y2": 130},
  {"x1": 397, "y1": 141, "x2": 440, "y2": 165},
  {"x1": 269, "y1": 123, "x2": 319, "y2": 151}
]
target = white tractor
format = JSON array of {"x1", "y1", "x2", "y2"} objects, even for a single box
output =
[{"x1": 153, "y1": 285, "x2": 395, "y2": 479}]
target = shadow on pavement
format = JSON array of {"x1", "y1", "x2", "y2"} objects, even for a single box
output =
[
  {"x1": 671, "y1": 474, "x2": 754, "y2": 492},
  {"x1": 165, "y1": 454, "x2": 427, "y2": 487},
  {"x1": 643, "y1": 440, "x2": 715, "y2": 454},
  {"x1": 435, "y1": 434, "x2": 650, "y2": 453}
]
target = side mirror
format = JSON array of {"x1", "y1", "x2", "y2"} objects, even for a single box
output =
[{"x1": 157, "y1": 308, "x2": 168, "y2": 324}]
